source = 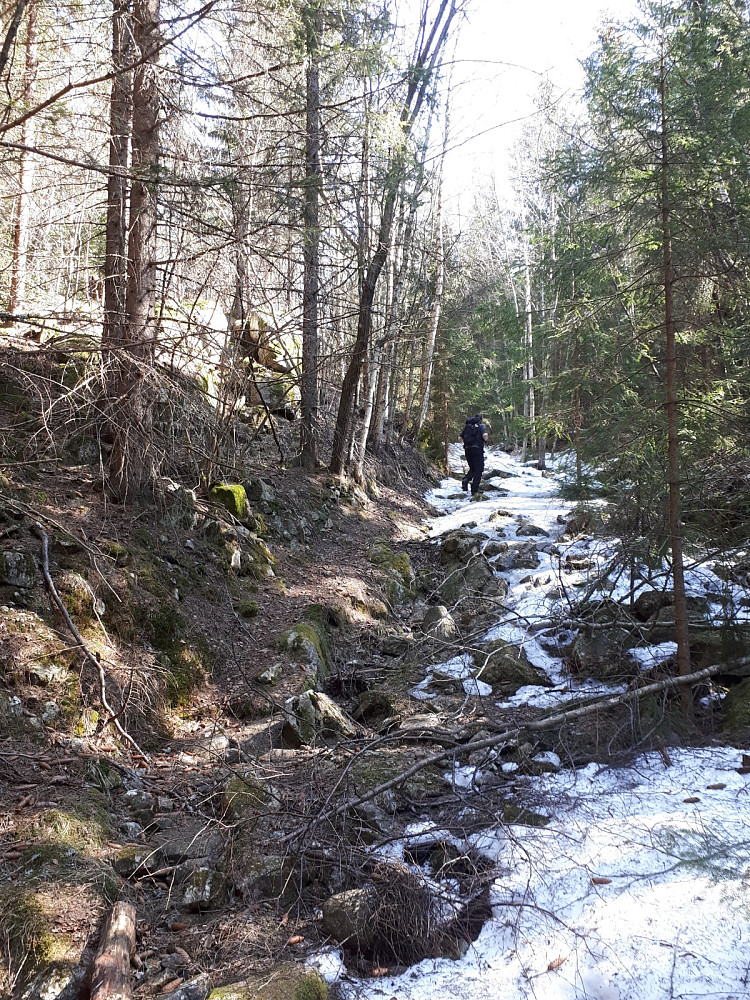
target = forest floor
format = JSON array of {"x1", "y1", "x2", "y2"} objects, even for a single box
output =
[{"x1": 3, "y1": 347, "x2": 750, "y2": 1000}]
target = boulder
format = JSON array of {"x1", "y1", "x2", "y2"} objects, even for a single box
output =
[
  {"x1": 476, "y1": 643, "x2": 551, "y2": 694},
  {"x1": 490, "y1": 541, "x2": 540, "y2": 571},
  {"x1": 244, "y1": 478, "x2": 275, "y2": 504},
  {"x1": 420, "y1": 605, "x2": 457, "y2": 640},
  {"x1": 281, "y1": 620, "x2": 328, "y2": 684},
  {"x1": 210, "y1": 482, "x2": 249, "y2": 521},
  {"x1": 0, "y1": 550, "x2": 36, "y2": 588},
  {"x1": 179, "y1": 864, "x2": 226, "y2": 912},
  {"x1": 439, "y1": 530, "x2": 486, "y2": 566},
  {"x1": 283, "y1": 691, "x2": 357, "y2": 745},
  {"x1": 631, "y1": 589, "x2": 674, "y2": 621},
  {"x1": 570, "y1": 627, "x2": 637, "y2": 680},
  {"x1": 516, "y1": 521, "x2": 549, "y2": 538},
  {"x1": 322, "y1": 887, "x2": 377, "y2": 949},
  {"x1": 439, "y1": 555, "x2": 508, "y2": 604}
]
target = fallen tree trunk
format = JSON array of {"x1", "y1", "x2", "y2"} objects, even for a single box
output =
[{"x1": 90, "y1": 901, "x2": 136, "y2": 1000}]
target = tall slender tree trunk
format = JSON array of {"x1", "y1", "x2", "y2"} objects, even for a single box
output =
[
  {"x1": 300, "y1": 0, "x2": 322, "y2": 468},
  {"x1": 102, "y1": 0, "x2": 131, "y2": 349},
  {"x1": 108, "y1": 0, "x2": 161, "y2": 500},
  {"x1": 660, "y1": 55, "x2": 692, "y2": 715},
  {"x1": 520, "y1": 229, "x2": 535, "y2": 463},
  {"x1": 328, "y1": 0, "x2": 458, "y2": 476},
  {"x1": 7, "y1": 0, "x2": 38, "y2": 316}
]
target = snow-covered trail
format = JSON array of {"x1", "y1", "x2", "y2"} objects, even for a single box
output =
[{"x1": 315, "y1": 448, "x2": 750, "y2": 1000}]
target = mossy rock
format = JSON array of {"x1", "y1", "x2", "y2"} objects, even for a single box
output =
[
  {"x1": 284, "y1": 691, "x2": 357, "y2": 745},
  {"x1": 476, "y1": 642, "x2": 551, "y2": 694},
  {"x1": 281, "y1": 620, "x2": 329, "y2": 683},
  {"x1": 165, "y1": 645, "x2": 208, "y2": 707},
  {"x1": 223, "y1": 769, "x2": 277, "y2": 823},
  {"x1": 98, "y1": 538, "x2": 131, "y2": 565},
  {"x1": 723, "y1": 677, "x2": 750, "y2": 732},
  {"x1": 367, "y1": 540, "x2": 416, "y2": 605},
  {"x1": 57, "y1": 571, "x2": 95, "y2": 623},
  {"x1": 0, "y1": 889, "x2": 55, "y2": 992},
  {"x1": 27, "y1": 798, "x2": 112, "y2": 851},
  {"x1": 346, "y1": 748, "x2": 448, "y2": 812},
  {"x1": 242, "y1": 535, "x2": 276, "y2": 579},
  {"x1": 0, "y1": 549, "x2": 37, "y2": 588},
  {"x1": 208, "y1": 966, "x2": 327, "y2": 1000},
  {"x1": 210, "y1": 482, "x2": 250, "y2": 521}
]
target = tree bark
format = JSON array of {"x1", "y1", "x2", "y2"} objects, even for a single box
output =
[
  {"x1": 6, "y1": 0, "x2": 38, "y2": 316},
  {"x1": 102, "y1": 0, "x2": 131, "y2": 350},
  {"x1": 328, "y1": 0, "x2": 458, "y2": 476},
  {"x1": 108, "y1": 0, "x2": 161, "y2": 500},
  {"x1": 90, "y1": 902, "x2": 136, "y2": 1000},
  {"x1": 299, "y1": 0, "x2": 322, "y2": 468}
]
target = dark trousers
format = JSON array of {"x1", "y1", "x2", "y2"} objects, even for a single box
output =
[{"x1": 463, "y1": 446, "x2": 484, "y2": 494}]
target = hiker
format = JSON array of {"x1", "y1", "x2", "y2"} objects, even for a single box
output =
[{"x1": 459, "y1": 413, "x2": 488, "y2": 495}]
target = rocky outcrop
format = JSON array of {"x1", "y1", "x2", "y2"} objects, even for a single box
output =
[{"x1": 283, "y1": 691, "x2": 358, "y2": 745}]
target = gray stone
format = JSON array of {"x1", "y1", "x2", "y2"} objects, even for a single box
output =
[
  {"x1": 420, "y1": 605, "x2": 457, "y2": 640},
  {"x1": 256, "y1": 662, "x2": 283, "y2": 685},
  {"x1": 322, "y1": 887, "x2": 377, "y2": 949},
  {"x1": 571, "y1": 627, "x2": 637, "y2": 680},
  {"x1": 20, "y1": 963, "x2": 84, "y2": 1000},
  {"x1": 180, "y1": 865, "x2": 226, "y2": 912},
  {"x1": 160, "y1": 829, "x2": 225, "y2": 864},
  {"x1": 491, "y1": 542, "x2": 540, "y2": 571},
  {"x1": 483, "y1": 540, "x2": 508, "y2": 558},
  {"x1": 439, "y1": 530, "x2": 486, "y2": 566},
  {"x1": 245, "y1": 478, "x2": 275, "y2": 504},
  {"x1": 27, "y1": 661, "x2": 68, "y2": 686},
  {"x1": 160, "y1": 974, "x2": 212, "y2": 1000},
  {"x1": 283, "y1": 691, "x2": 357, "y2": 745},
  {"x1": 517, "y1": 522, "x2": 550, "y2": 538},
  {"x1": 122, "y1": 788, "x2": 156, "y2": 823},
  {"x1": 0, "y1": 550, "x2": 36, "y2": 588}
]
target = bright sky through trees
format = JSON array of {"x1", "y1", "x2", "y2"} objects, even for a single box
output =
[{"x1": 445, "y1": 0, "x2": 641, "y2": 207}]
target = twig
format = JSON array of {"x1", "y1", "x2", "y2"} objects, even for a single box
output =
[
  {"x1": 31, "y1": 523, "x2": 147, "y2": 760},
  {"x1": 280, "y1": 659, "x2": 732, "y2": 844}
]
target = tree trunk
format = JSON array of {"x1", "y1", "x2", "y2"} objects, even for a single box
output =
[
  {"x1": 7, "y1": 0, "x2": 38, "y2": 316},
  {"x1": 660, "y1": 54, "x2": 692, "y2": 715},
  {"x1": 90, "y1": 902, "x2": 136, "y2": 1000},
  {"x1": 102, "y1": 0, "x2": 131, "y2": 349},
  {"x1": 108, "y1": 0, "x2": 161, "y2": 500},
  {"x1": 299, "y1": 0, "x2": 322, "y2": 468},
  {"x1": 413, "y1": 145, "x2": 446, "y2": 439},
  {"x1": 328, "y1": 0, "x2": 458, "y2": 476}
]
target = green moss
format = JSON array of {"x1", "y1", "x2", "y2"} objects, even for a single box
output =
[
  {"x1": 723, "y1": 677, "x2": 750, "y2": 732},
  {"x1": 294, "y1": 972, "x2": 328, "y2": 1000},
  {"x1": 211, "y1": 482, "x2": 250, "y2": 521},
  {"x1": 280, "y1": 620, "x2": 329, "y2": 680},
  {"x1": 0, "y1": 888, "x2": 53, "y2": 987},
  {"x1": 148, "y1": 605, "x2": 184, "y2": 651},
  {"x1": 238, "y1": 600, "x2": 259, "y2": 618},
  {"x1": 166, "y1": 646, "x2": 207, "y2": 707},
  {"x1": 223, "y1": 770, "x2": 270, "y2": 823},
  {"x1": 99, "y1": 539, "x2": 130, "y2": 565},
  {"x1": 31, "y1": 800, "x2": 111, "y2": 850}
]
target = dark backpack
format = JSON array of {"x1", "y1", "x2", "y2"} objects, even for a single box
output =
[{"x1": 462, "y1": 419, "x2": 483, "y2": 448}]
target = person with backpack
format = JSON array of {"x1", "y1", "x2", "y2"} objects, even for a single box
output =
[{"x1": 459, "y1": 413, "x2": 488, "y2": 495}]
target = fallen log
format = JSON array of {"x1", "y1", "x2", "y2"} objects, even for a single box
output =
[{"x1": 90, "y1": 901, "x2": 136, "y2": 1000}]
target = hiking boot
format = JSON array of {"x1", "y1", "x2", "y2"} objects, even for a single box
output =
[{"x1": 461, "y1": 476, "x2": 470, "y2": 492}]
